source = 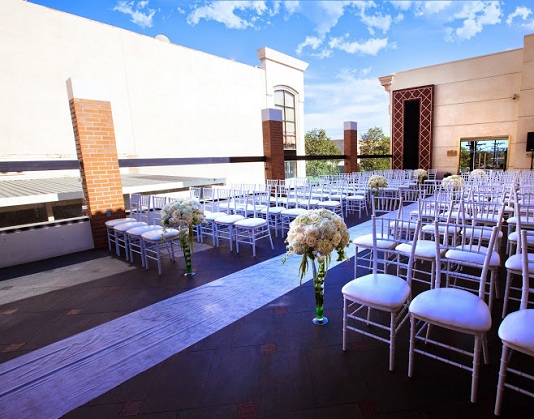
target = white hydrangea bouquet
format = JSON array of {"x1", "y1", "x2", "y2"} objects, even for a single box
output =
[
  {"x1": 470, "y1": 169, "x2": 486, "y2": 179},
  {"x1": 160, "y1": 197, "x2": 205, "y2": 275},
  {"x1": 441, "y1": 174, "x2": 465, "y2": 191},
  {"x1": 367, "y1": 174, "x2": 388, "y2": 193},
  {"x1": 413, "y1": 169, "x2": 428, "y2": 183},
  {"x1": 282, "y1": 209, "x2": 350, "y2": 325}
]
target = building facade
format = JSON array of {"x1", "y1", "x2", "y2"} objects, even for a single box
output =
[{"x1": 380, "y1": 33, "x2": 534, "y2": 177}]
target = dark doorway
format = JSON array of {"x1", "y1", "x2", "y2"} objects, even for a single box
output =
[{"x1": 403, "y1": 99, "x2": 420, "y2": 169}]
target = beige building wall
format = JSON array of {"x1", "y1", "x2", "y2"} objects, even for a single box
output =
[
  {"x1": 0, "y1": 0, "x2": 307, "y2": 186},
  {"x1": 381, "y1": 33, "x2": 534, "y2": 175}
]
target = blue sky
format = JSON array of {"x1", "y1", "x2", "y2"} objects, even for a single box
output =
[{"x1": 30, "y1": 1, "x2": 534, "y2": 139}]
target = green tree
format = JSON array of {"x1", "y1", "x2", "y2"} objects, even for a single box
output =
[
  {"x1": 305, "y1": 128, "x2": 342, "y2": 177},
  {"x1": 358, "y1": 127, "x2": 391, "y2": 172}
]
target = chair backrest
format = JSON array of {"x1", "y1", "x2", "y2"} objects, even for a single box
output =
[
  {"x1": 434, "y1": 221, "x2": 499, "y2": 300},
  {"x1": 370, "y1": 215, "x2": 422, "y2": 282},
  {"x1": 519, "y1": 229, "x2": 534, "y2": 310},
  {"x1": 152, "y1": 195, "x2": 170, "y2": 225},
  {"x1": 372, "y1": 188, "x2": 402, "y2": 216}
]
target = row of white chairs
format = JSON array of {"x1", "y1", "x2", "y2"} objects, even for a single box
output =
[{"x1": 105, "y1": 193, "x2": 185, "y2": 275}]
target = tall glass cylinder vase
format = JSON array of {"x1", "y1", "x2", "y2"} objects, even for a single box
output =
[
  {"x1": 180, "y1": 227, "x2": 195, "y2": 277},
  {"x1": 312, "y1": 259, "x2": 328, "y2": 325}
]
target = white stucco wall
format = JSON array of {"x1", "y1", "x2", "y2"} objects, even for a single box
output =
[
  {"x1": 1, "y1": 0, "x2": 307, "y2": 187},
  {"x1": 382, "y1": 36, "x2": 534, "y2": 175}
]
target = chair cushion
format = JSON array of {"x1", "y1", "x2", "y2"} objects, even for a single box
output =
[
  {"x1": 142, "y1": 228, "x2": 180, "y2": 241},
  {"x1": 504, "y1": 252, "x2": 534, "y2": 272},
  {"x1": 263, "y1": 206, "x2": 285, "y2": 215},
  {"x1": 318, "y1": 201, "x2": 341, "y2": 207},
  {"x1": 126, "y1": 225, "x2": 162, "y2": 236},
  {"x1": 353, "y1": 233, "x2": 397, "y2": 250},
  {"x1": 342, "y1": 273, "x2": 410, "y2": 311},
  {"x1": 498, "y1": 309, "x2": 534, "y2": 355},
  {"x1": 205, "y1": 211, "x2": 227, "y2": 221},
  {"x1": 507, "y1": 230, "x2": 534, "y2": 244},
  {"x1": 214, "y1": 214, "x2": 245, "y2": 224},
  {"x1": 409, "y1": 288, "x2": 491, "y2": 332},
  {"x1": 105, "y1": 218, "x2": 136, "y2": 227},
  {"x1": 234, "y1": 218, "x2": 267, "y2": 228},
  {"x1": 396, "y1": 240, "x2": 444, "y2": 259},
  {"x1": 281, "y1": 208, "x2": 306, "y2": 217},
  {"x1": 114, "y1": 221, "x2": 147, "y2": 232},
  {"x1": 445, "y1": 247, "x2": 500, "y2": 267}
]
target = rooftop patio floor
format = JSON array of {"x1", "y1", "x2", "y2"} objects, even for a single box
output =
[{"x1": 0, "y1": 209, "x2": 532, "y2": 418}]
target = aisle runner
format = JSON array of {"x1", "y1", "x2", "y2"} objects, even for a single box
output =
[{"x1": 0, "y1": 213, "x2": 397, "y2": 417}]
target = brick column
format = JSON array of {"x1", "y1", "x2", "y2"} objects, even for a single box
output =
[
  {"x1": 67, "y1": 78, "x2": 124, "y2": 249},
  {"x1": 344, "y1": 121, "x2": 358, "y2": 173},
  {"x1": 262, "y1": 108, "x2": 285, "y2": 181}
]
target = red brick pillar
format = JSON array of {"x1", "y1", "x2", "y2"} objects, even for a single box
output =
[
  {"x1": 344, "y1": 121, "x2": 358, "y2": 173},
  {"x1": 262, "y1": 108, "x2": 285, "y2": 181},
  {"x1": 67, "y1": 78, "x2": 125, "y2": 249}
]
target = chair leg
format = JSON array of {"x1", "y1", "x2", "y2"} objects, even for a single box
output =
[
  {"x1": 471, "y1": 336, "x2": 482, "y2": 403},
  {"x1": 389, "y1": 311, "x2": 396, "y2": 371},
  {"x1": 494, "y1": 344, "x2": 510, "y2": 416},
  {"x1": 502, "y1": 271, "x2": 512, "y2": 318},
  {"x1": 408, "y1": 315, "x2": 416, "y2": 377},
  {"x1": 342, "y1": 298, "x2": 347, "y2": 351}
]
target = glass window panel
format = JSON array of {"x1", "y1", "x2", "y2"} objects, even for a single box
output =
[
  {"x1": 274, "y1": 90, "x2": 284, "y2": 106},
  {"x1": 285, "y1": 122, "x2": 295, "y2": 134},
  {"x1": 285, "y1": 108, "x2": 295, "y2": 122},
  {"x1": 284, "y1": 91, "x2": 295, "y2": 106}
]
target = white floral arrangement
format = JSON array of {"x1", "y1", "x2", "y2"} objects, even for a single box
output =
[
  {"x1": 441, "y1": 174, "x2": 465, "y2": 191},
  {"x1": 160, "y1": 197, "x2": 205, "y2": 228},
  {"x1": 470, "y1": 169, "x2": 486, "y2": 179},
  {"x1": 367, "y1": 175, "x2": 388, "y2": 192},
  {"x1": 282, "y1": 209, "x2": 350, "y2": 283},
  {"x1": 413, "y1": 169, "x2": 428, "y2": 183}
]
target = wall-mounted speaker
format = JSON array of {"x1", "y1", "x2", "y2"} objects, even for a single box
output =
[{"x1": 527, "y1": 132, "x2": 534, "y2": 152}]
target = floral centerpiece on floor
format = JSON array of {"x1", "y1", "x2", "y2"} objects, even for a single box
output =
[
  {"x1": 282, "y1": 208, "x2": 350, "y2": 325},
  {"x1": 441, "y1": 174, "x2": 465, "y2": 191},
  {"x1": 160, "y1": 197, "x2": 205, "y2": 276},
  {"x1": 368, "y1": 174, "x2": 388, "y2": 210},
  {"x1": 413, "y1": 169, "x2": 428, "y2": 183},
  {"x1": 470, "y1": 169, "x2": 486, "y2": 179}
]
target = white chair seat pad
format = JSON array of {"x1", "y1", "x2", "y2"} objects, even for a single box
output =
[
  {"x1": 214, "y1": 214, "x2": 245, "y2": 224},
  {"x1": 507, "y1": 216, "x2": 534, "y2": 227},
  {"x1": 342, "y1": 273, "x2": 410, "y2": 311},
  {"x1": 507, "y1": 230, "x2": 534, "y2": 244},
  {"x1": 105, "y1": 218, "x2": 136, "y2": 227},
  {"x1": 114, "y1": 221, "x2": 147, "y2": 232},
  {"x1": 445, "y1": 247, "x2": 500, "y2": 267},
  {"x1": 205, "y1": 211, "x2": 227, "y2": 221},
  {"x1": 346, "y1": 194, "x2": 365, "y2": 201},
  {"x1": 421, "y1": 224, "x2": 461, "y2": 235},
  {"x1": 353, "y1": 234, "x2": 397, "y2": 250},
  {"x1": 318, "y1": 201, "x2": 341, "y2": 207},
  {"x1": 410, "y1": 288, "x2": 491, "y2": 332},
  {"x1": 126, "y1": 225, "x2": 163, "y2": 236},
  {"x1": 234, "y1": 218, "x2": 267, "y2": 228},
  {"x1": 396, "y1": 240, "x2": 444, "y2": 259},
  {"x1": 142, "y1": 228, "x2": 180, "y2": 241},
  {"x1": 281, "y1": 208, "x2": 306, "y2": 217},
  {"x1": 263, "y1": 206, "x2": 285, "y2": 215},
  {"x1": 504, "y1": 252, "x2": 534, "y2": 272},
  {"x1": 498, "y1": 309, "x2": 534, "y2": 355}
]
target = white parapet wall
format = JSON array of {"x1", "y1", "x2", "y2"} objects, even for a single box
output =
[{"x1": 0, "y1": 221, "x2": 94, "y2": 269}]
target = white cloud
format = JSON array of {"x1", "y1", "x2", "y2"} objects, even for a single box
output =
[
  {"x1": 445, "y1": 1, "x2": 502, "y2": 41},
  {"x1": 414, "y1": 1, "x2": 452, "y2": 16},
  {"x1": 329, "y1": 35, "x2": 389, "y2": 55},
  {"x1": 389, "y1": 1, "x2": 413, "y2": 12},
  {"x1": 359, "y1": 11, "x2": 394, "y2": 35},
  {"x1": 186, "y1": 1, "x2": 269, "y2": 30},
  {"x1": 506, "y1": 6, "x2": 534, "y2": 29},
  {"x1": 296, "y1": 35, "x2": 323, "y2": 55},
  {"x1": 113, "y1": 1, "x2": 156, "y2": 29}
]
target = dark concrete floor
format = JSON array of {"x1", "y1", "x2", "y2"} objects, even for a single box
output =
[{"x1": 0, "y1": 212, "x2": 532, "y2": 418}]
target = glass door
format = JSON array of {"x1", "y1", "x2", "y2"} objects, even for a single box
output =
[{"x1": 459, "y1": 137, "x2": 508, "y2": 173}]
